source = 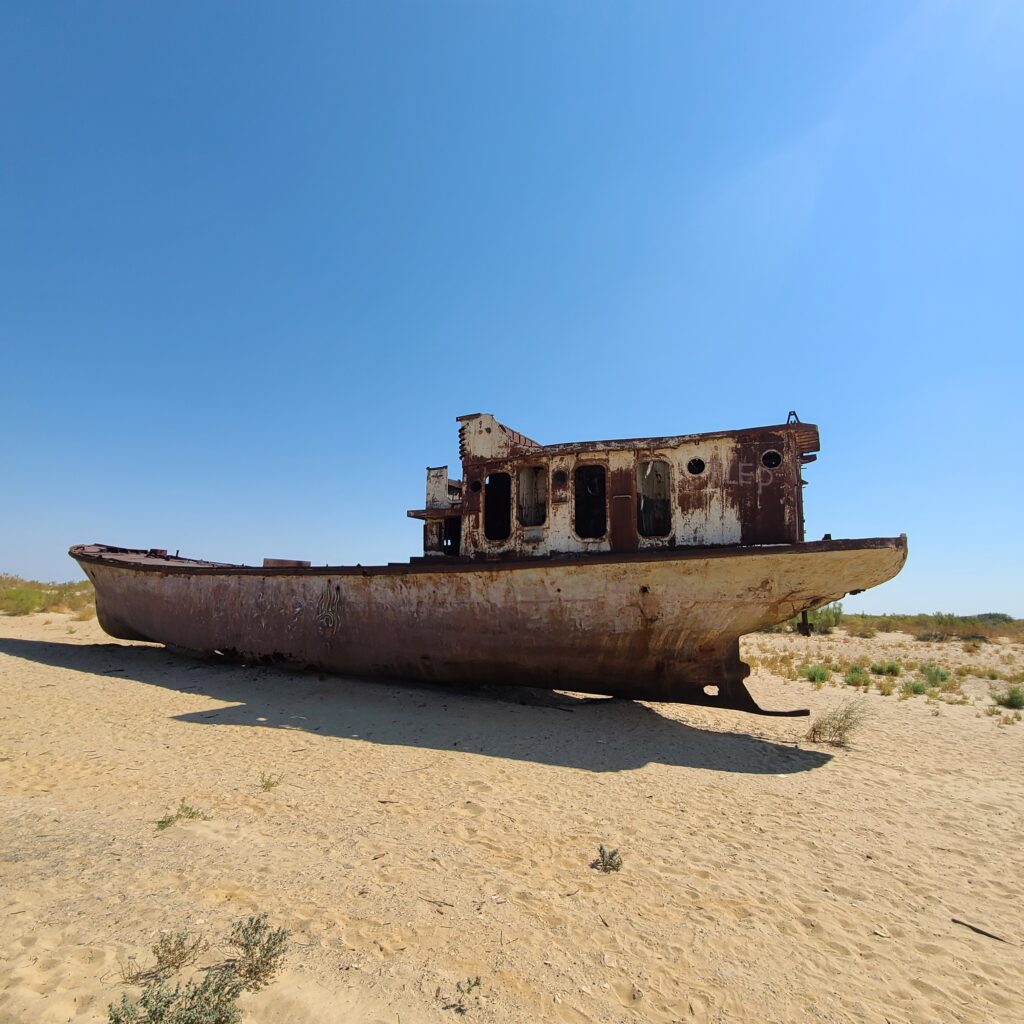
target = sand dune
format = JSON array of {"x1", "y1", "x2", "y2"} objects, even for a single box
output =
[{"x1": 1, "y1": 613, "x2": 1022, "y2": 1023}]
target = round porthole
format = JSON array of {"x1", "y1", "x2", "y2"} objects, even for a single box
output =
[
  {"x1": 687, "y1": 458, "x2": 705, "y2": 476},
  {"x1": 469, "y1": 479, "x2": 482, "y2": 492},
  {"x1": 761, "y1": 450, "x2": 782, "y2": 469},
  {"x1": 552, "y1": 469, "x2": 568, "y2": 487}
]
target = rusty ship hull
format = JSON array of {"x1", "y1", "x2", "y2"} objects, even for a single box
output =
[{"x1": 70, "y1": 536, "x2": 907, "y2": 715}]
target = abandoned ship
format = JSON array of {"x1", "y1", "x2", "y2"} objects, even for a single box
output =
[{"x1": 70, "y1": 412, "x2": 907, "y2": 715}]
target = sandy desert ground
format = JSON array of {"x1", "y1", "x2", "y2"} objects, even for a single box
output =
[{"x1": 1, "y1": 613, "x2": 1022, "y2": 1024}]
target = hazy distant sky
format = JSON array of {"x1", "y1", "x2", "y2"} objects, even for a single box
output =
[{"x1": 2, "y1": 2, "x2": 1022, "y2": 615}]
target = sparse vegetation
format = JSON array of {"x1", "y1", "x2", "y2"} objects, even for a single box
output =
[
  {"x1": 108, "y1": 968, "x2": 243, "y2": 1024},
  {"x1": 870, "y1": 661, "x2": 901, "y2": 677},
  {"x1": 844, "y1": 664, "x2": 869, "y2": 687},
  {"x1": 591, "y1": 844, "x2": 623, "y2": 873},
  {"x1": 155, "y1": 799, "x2": 210, "y2": 831},
  {"x1": 108, "y1": 916, "x2": 288, "y2": 1023},
  {"x1": 901, "y1": 679, "x2": 929, "y2": 697},
  {"x1": 0, "y1": 574, "x2": 95, "y2": 618},
  {"x1": 226, "y1": 914, "x2": 290, "y2": 992},
  {"x1": 762, "y1": 602, "x2": 844, "y2": 635},
  {"x1": 259, "y1": 772, "x2": 282, "y2": 791},
  {"x1": 876, "y1": 679, "x2": 896, "y2": 696},
  {"x1": 763, "y1": 609, "x2": 1023, "y2": 643},
  {"x1": 804, "y1": 700, "x2": 868, "y2": 746},
  {"x1": 843, "y1": 611, "x2": 1022, "y2": 643},
  {"x1": 441, "y1": 977, "x2": 483, "y2": 1014},
  {"x1": 152, "y1": 931, "x2": 209, "y2": 978},
  {"x1": 993, "y1": 685, "x2": 1024, "y2": 710},
  {"x1": 921, "y1": 664, "x2": 950, "y2": 687},
  {"x1": 120, "y1": 931, "x2": 209, "y2": 984},
  {"x1": 805, "y1": 602, "x2": 843, "y2": 634},
  {"x1": 799, "y1": 664, "x2": 831, "y2": 683}
]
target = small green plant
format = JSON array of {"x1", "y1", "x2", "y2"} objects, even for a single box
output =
[
  {"x1": 259, "y1": 772, "x2": 282, "y2": 791},
  {"x1": 921, "y1": 664, "x2": 949, "y2": 687},
  {"x1": 108, "y1": 968, "x2": 243, "y2": 1024},
  {"x1": 900, "y1": 679, "x2": 928, "y2": 697},
  {"x1": 993, "y1": 685, "x2": 1024, "y2": 710},
  {"x1": 156, "y1": 799, "x2": 210, "y2": 831},
  {"x1": 440, "y1": 977, "x2": 483, "y2": 1015},
  {"x1": 844, "y1": 664, "x2": 869, "y2": 687},
  {"x1": 870, "y1": 662, "x2": 901, "y2": 677},
  {"x1": 804, "y1": 701, "x2": 868, "y2": 747},
  {"x1": 799, "y1": 664, "x2": 831, "y2": 683},
  {"x1": 591, "y1": 844, "x2": 623, "y2": 873},
  {"x1": 226, "y1": 914, "x2": 290, "y2": 992}
]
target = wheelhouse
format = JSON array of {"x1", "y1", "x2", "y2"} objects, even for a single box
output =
[{"x1": 407, "y1": 413, "x2": 820, "y2": 559}]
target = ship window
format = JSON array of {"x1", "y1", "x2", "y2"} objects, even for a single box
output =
[
  {"x1": 442, "y1": 516, "x2": 462, "y2": 556},
  {"x1": 637, "y1": 459, "x2": 672, "y2": 537},
  {"x1": 484, "y1": 473, "x2": 512, "y2": 541},
  {"x1": 687, "y1": 457, "x2": 705, "y2": 476},
  {"x1": 574, "y1": 465, "x2": 607, "y2": 539},
  {"x1": 762, "y1": 450, "x2": 782, "y2": 469},
  {"x1": 517, "y1": 466, "x2": 547, "y2": 526}
]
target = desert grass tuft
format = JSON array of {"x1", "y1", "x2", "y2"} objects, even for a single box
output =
[
  {"x1": 156, "y1": 799, "x2": 210, "y2": 831},
  {"x1": 844, "y1": 664, "x2": 869, "y2": 687},
  {"x1": 921, "y1": 663, "x2": 950, "y2": 687},
  {"x1": 993, "y1": 685, "x2": 1024, "y2": 710},
  {"x1": 870, "y1": 661, "x2": 901, "y2": 677},
  {"x1": 900, "y1": 679, "x2": 929, "y2": 697},
  {"x1": 259, "y1": 772, "x2": 282, "y2": 791},
  {"x1": 799, "y1": 664, "x2": 831, "y2": 683}
]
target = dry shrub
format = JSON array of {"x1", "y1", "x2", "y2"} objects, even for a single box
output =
[
  {"x1": 108, "y1": 968, "x2": 242, "y2": 1024},
  {"x1": 226, "y1": 914, "x2": 289, "y2": 992},
  {"x1": 804, "y1": 700, "x2": 868, "y2": 747}
]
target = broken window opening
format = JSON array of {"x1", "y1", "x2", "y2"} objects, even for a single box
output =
[
  {"x1": 637, "y1": 459, "x2": 672, "y2": 537},
  {"x1": 484, "y1": 473, "x2": 512, "y2": 541},
  {"x1": 442, "y1": 516, "x2": 462, "y2": 556},
  {"x1": 517, "y1": 466, "x2": 548, "y2": 526},
  {"x1": 574, "y1": 465, "x2": 607, "y2": 539}
]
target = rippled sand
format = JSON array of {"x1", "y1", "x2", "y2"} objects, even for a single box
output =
[{"x1": 2, "y1": 613, "x2": 1022, "y2": 1023}]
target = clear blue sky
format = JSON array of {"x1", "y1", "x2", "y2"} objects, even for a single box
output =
[{"x1": 2, "y1": 2, "x2": 1021, "y2": 615}]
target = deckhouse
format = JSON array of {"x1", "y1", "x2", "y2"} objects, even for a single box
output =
[{"x1": 408, "y1": 413, "x2": 821, "y2": 559}]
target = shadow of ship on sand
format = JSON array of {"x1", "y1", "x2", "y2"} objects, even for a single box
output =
[{"x1": 0, "y1": 638, "x2": 831, "y2": 776}]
